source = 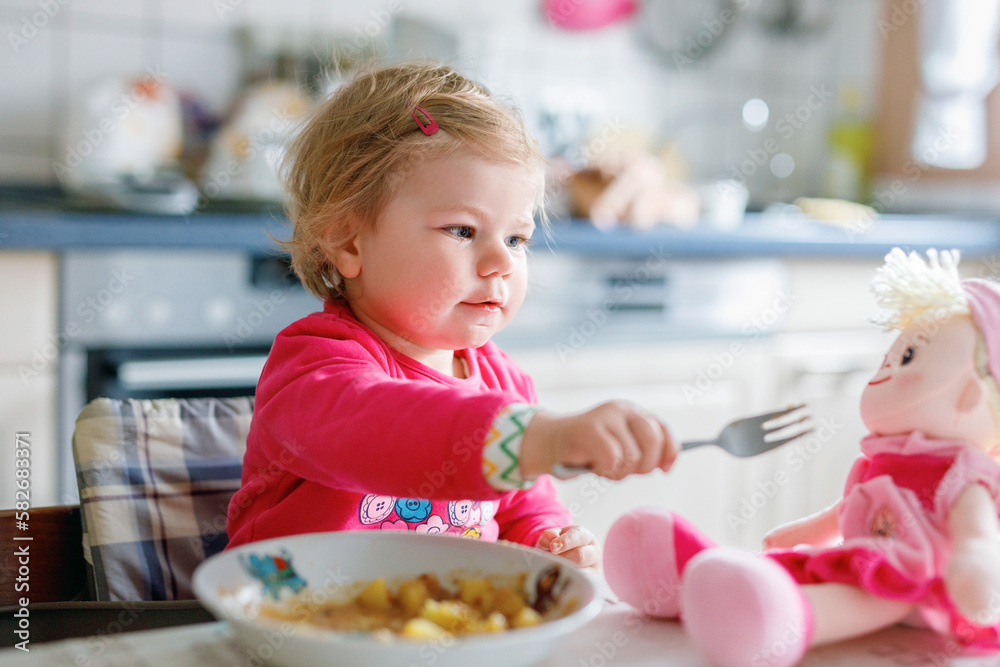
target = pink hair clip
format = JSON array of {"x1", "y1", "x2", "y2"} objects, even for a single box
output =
[{"x1": 411, "y1": 106, "x2": 439, "y2": 135}]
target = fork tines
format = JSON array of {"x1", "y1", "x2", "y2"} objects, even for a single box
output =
[{"x1": 761, "y1": 404, "x2": 813, "y2": 444}]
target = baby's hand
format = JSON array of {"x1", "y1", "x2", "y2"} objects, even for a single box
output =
[
  {"x1": 520, "y1": 401, "x2": 677, "y2": 481},
  {"x1": 536, "y1": 525, "x2": 600, "y2": 570}
]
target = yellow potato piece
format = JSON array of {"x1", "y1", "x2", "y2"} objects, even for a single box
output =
[
  {"x1": 401, "y1": 617, "x2": 454, "y2": 640},
  {"x1": 459, "y1": 578, "x2": 495, "y2": 615},
  {"x1": 492, "y1": 586, "x2": 527, "y2": 617},
  {"x1": 468, "y1": 611, "x2": 507, "y2": 634},
  {"x1": 357, "y1": 577, "x2": 393, "y2": 612},
  {"x1": 398, "y1": 579, "x2": 431, "y2": 616},
  {"x1": 510, "y1": 607, "x2": 542, "y2": 629},
  {"x1": 420, "y1": 599, "x2": 476, "y2": 633}
]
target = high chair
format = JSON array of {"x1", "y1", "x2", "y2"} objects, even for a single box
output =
[{"x1": 0, "y1": 396, "x2": 253, "y2": 646}]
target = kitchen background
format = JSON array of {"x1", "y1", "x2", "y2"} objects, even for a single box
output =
[
  {"x1": 3, "y1": 0, "x2": 1000, "y2": 551},
  {"x1": 2, "y1": 0, "x2": 883, "y2": 204}
]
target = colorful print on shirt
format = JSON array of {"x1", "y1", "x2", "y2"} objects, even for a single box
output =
[{"x1": 357, "y1": 494, "x2": 497, "y2": 539}]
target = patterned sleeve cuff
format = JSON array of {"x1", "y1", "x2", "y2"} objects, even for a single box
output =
[{"x1": 482, "y1": 403, "x2": 539, "y2": 491}]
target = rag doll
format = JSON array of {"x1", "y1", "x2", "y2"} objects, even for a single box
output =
[{"x1": 604, "y1": 248, "x2": 1000, "y2": 667}]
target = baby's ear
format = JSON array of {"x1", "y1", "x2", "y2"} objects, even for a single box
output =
[
  {"x1": 322, "y1": 219, "x2": 363, "y2": 280},
  {"x1": 957, "y1": 377, "x2": 985, "y2": 413},
  {"x1": 331, "y1": 236, "x2": 362, "y2": 279}
]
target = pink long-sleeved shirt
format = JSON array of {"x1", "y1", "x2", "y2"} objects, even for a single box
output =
[{"x1": 226, "y1": 300, "x2": 571, "y2": 549}]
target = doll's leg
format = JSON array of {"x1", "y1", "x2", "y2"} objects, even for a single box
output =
[
  {"x1": 803, "y1": 582, "x2": 913, "y2": 645},
  {"x1": 603, "y1": 507, "x2": 715, "y2": 618},
  {"x1": 681, "y1": 548, "x2": 915, "y2": 667},
  {"x1": 682, "y1": 548, "x2": 812, "y2": 667}
]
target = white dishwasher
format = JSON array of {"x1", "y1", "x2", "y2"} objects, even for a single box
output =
[{"x1": 495, "y1": 253, "x2": 795, "y2": 549}]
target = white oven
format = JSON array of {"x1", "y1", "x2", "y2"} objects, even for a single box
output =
[{"x1": 56, "y1": 249, "x2": 322, "y2": 503}]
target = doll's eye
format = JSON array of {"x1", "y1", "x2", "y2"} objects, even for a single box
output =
[{"x1": 901, "y1": 347, "x2": 915, "y2": 365}]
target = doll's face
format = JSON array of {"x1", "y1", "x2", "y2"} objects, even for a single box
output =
[{"x1": 860, "y1": 314, "x2": 997, "y2": 449}]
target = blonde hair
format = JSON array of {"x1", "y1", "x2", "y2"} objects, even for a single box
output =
[{"x1": 280, "y1": 62, "x2": 547, "y2": 302}]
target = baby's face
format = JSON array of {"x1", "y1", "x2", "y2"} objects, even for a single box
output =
[{"x1": 343, "y1": 149, "x2": 540, "y2": 358}]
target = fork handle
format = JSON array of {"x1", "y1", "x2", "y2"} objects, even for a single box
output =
[
  {"x1": 681, "y1": 439, "x2": 714, "y2": 450},
  {"x1": 551, "y1": 438, "x2": 715, "y2": 479}
]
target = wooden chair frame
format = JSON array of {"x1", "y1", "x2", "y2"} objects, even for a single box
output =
[
  {"x1": 1, "y1": 505, "x2": 86, "y2": 606},
  {"x1": 0, "y1": 505, "x2": 214, "y2": 647}
]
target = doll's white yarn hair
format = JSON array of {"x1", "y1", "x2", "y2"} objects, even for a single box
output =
[{"x1": 868, "y1": 248, "x2": 968, "y2": 331}]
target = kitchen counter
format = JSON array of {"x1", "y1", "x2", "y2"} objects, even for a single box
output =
[{"x1": 2, "y1": 187, "x2": 999, "y2": 257}]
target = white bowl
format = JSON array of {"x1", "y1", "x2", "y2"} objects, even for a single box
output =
[{"x1": 192, "y1": 531, "x2": 601, "y2": 667}]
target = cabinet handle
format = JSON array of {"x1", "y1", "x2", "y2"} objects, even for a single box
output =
[{"x1": 118, "y1": 356, "x2": 267, "y2": 390}]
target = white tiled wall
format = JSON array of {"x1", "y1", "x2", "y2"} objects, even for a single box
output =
[{"x1": 0, "y1": 0, "x2": 883, "y2": 203}]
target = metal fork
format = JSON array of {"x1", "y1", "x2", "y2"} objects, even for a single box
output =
[{"x1": 549, "y1": 404, "x2": 812, "y2": 479}]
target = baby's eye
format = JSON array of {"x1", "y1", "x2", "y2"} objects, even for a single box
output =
[
  {"x1": 444, "y1": 226, "x2": 474, "y2": 240},
  {"x1": 901, "y1": 347, "x2": 915, "y2": 365},
  {"x1": 506, "y1": 235, "x2": 532, "y2": 249}
]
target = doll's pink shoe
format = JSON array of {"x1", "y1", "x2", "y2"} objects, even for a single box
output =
[
  {"x1": 681, "y1": 548, "x2": 813, "y2": 667},
  {"x1": 603, "y1": 507, "x2": 715, "y2": 618}
]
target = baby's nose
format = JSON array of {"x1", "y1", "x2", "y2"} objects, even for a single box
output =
[{"x1": 478, "y1": 243, "x2": 513, "y2": 277}]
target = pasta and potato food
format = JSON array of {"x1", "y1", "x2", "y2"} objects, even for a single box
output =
[{"x1": 258, "y1": 572, "x2": 556, "y2": 641}]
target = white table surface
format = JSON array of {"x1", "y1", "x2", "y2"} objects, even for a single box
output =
[{"x1": 5, "y1": 598, "x2": 1000, "y2": 666}]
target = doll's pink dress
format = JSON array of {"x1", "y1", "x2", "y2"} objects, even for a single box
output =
[{"x1": 768, "y1": 431, "x2": 1000, "y2": 649}]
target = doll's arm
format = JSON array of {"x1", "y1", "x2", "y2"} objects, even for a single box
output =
[
  {"x1": 762, "y1": 500, "x2": 843, "y2": 550},
  {"x1": 945, "y1": 483, "x2": 1000, "y2": 626}
]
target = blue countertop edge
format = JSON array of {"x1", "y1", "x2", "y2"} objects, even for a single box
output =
[{"x1": 1, "y1": 208, "x2": 999, "y2": 258}]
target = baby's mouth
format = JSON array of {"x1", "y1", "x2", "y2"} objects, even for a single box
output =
[
  {"x1": 463, "y1": 299, "x2": 504, "y2": 312},
  {"x1": 867, "y1": 376, "x2": 892, "y2": 386},
  {"x1": 467, "y1": 295, "x2": 505, "y2": 306}
]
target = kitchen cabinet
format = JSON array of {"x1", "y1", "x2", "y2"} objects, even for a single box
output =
[
  {"x1": 731, "y1": 329, "x2": 887, "y2": 547},
  {"x1": 509, "y1": 256, "x2": 961, "y2": 550},
  {"x1": 0, "y1": 251, "x2": 59, "y2": 509},
  {"x1": 729, "y1": 259, "x2": 890, "y2": 546},
  {"x1": 511, "y1": 339, "x2": 774, "y2": 549}
]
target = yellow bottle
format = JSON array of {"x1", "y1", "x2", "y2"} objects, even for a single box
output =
[{"x1": 825, "y1": 85, "x2": 874, "y2": 203}]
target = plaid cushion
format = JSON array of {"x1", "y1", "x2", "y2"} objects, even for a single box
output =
[{"x1": 72, "y1": 397, "x2": 253, "y2": 602}]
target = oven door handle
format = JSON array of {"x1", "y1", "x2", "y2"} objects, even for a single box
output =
[{"x1": 117, "y1": 355, "x2": 268, "y2": 390}]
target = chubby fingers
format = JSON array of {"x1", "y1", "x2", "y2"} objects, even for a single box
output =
[
  {"x1": 607, "y1": 410, "x2": 676, "y2": 478},
  {"x1": 559, "y1": 401, "x2": 678, "y2": 480},
  {"x1": 550, "y1": 525, "x2": 594, "y2": 552},
  {"x1": 542, "y1": 525, "x2": 601, "y2": 569},
  {"x1": 535, "y1": 527, "x2": 560, "y2": 551},
  {"x1": 595, "y1": 421, "x2": 640, "y2": 480},
  {"x1": 657, "y1": 420, "x2": 679, "y2": 472},
  {"x1": 560, "y1": 543, "x2": 601, "y2": 569},
  {"x1": 627, "y1": 412, "x2": 668, "y2": 475},
  {"x1": 587, "y1": 403, "x2": 653, "y2": 479}
]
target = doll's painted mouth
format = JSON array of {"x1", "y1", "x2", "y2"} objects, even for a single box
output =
[{"x1": 867, "y1": 376, "x2": 892, "y2": 385}]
